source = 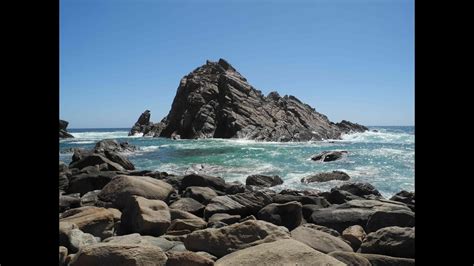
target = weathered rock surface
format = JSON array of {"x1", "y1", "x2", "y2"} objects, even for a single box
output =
[
  {"x1": 183, "y1": 186, "x2": 218, "y2": 204},
  {"x1": 184, "y1": 220, "x2": 290, "y2": 257},
  {"x1": 98, "y1": 175, "x2": 175, "y2": 209},
  {"x1": 60, "y1": 206, "x2": 115, "y2": 239},
  {"x1": 341, "y1": 225, "x2": 366, "y2": 251},
  {"x1": 300, "y1": 223, "x2": 341, "y2": 237},
  {"x1": 67, "y1": 228, "x2": 100, "y2": 253},
  {"x1": 390, "y1": 190, "x2": 415, "y2": 211},
  {"x1": 60, "y1": 194, "x2": 81, "y2": 213},
  {"x1": 149, "y1": 59, "x2": 367, "y2": 141},
  {"x1": 308, "y1": 199, "x2": 412, "y2": 232},
  {"x1": 68, "y1": 243, "x2": 168, "y2": 266},
  {"x1": 166, "y1": 251, "x2": 214, "y2": 266},
  {"x1": 167, "y1": 218, "x2": 207, "y2": 233},
  {"x1": 129, "y1": 110, "x2": 155, "y2": 136},
  {"x1": 120, "y1": 196, "x2": 171, "y2": 236},
  {"x1": 360, "y1": 226, "x2": 415, "y2": 258},
  {"x1": 67, "y1": 171, "x2": 121, "y2": 196},
  {"x1": 215, "y1": 239, "x2": 345, "y2": 266},
  {"x1": 366, "y1": 210, "x2": 415, "y2": 233},
  {"x1": 245, "y1": 174, "x2": 283, "y2": 187},
  {"x1": 301, "y1": 170, "x2": 350, "y2": 183},
  {"x1": 203, "y1": 191, "x2": 272, "y2": 219},
  {"x1": 180, "y1": 174, "x2": 228, "y2": 192},
  {"x1": 208, "y1": 213, "x2": 241, "y2": 225},
  {"x1": 311, "y1": 151, "x2": 348, "y2": 162},
  {"x1": 103, "y1": 233, "x2": 185, "y2": 252},
  {"x1": 328, "y1": 251, "x2": 372, "y2": 266},
  {"x1": 358, "y1": 253, "x2": 415, "y2": 266},
  {"x1": 257, "y1": 201, "x2": 302, "y2": 230},
  {"x1": 336, "y1": 182, "x2": 382, "y2": 197},
  {"x1": 169, "y1": 197, "x2": 205, "y2": 216},
  {"x1": 291, "y1": 225, "x2": 353, "y2": 254}
]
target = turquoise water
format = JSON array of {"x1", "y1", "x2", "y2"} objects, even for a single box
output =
[{"x1": 60, "y1": 126, "x2": 414, "y2": 198}]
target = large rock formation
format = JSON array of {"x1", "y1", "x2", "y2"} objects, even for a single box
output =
[
  {"x1": 128, "y1": 110, "x2": 164, "y2": 136},
  {"x1": 139, "y1": 59, "x2": 367, "y2": 141},
  {"x1": 59, "y1": 119, "x2": 74, "y2": 139}
]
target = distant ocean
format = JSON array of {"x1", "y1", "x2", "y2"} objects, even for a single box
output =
[{"x1": 60, "y1": 126, "x2": 414, "y2": 198}]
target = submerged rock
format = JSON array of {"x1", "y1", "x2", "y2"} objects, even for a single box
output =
[
  {"x1": 311, "y1": 151, "x2": 348, "y2": 162},
  {"x1": 148, "y1": 58, "x2": 367, "y2": 141}
]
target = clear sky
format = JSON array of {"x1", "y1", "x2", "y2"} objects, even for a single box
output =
[{"x1": 60, "y1": 0, "x2": 414, "y2": 128}]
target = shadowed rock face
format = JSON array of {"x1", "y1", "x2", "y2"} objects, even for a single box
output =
[
  {"x1": 148, "y1": 59, "x2": 367, "y2": 141},
  {"x1": 60, "y1": 119, "x2": 74, "y2": 139}
]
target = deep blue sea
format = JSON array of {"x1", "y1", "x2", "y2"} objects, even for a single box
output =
[{"x1": 60, "y1": 126, "x2": 414, "y2": 198}]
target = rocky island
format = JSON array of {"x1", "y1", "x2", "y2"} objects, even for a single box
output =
[
  {"x1": 60, "y1": 119, "x2": 74, "y2": 139},
  {"x1": 129, "y1": 59, "x2": 367, "y2": 141}
]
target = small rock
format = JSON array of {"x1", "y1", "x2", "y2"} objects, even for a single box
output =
[
  {"x1": 342, "y1": 225, "x2": 366, "y2": 251},
  {"x1": 301, "y1": 171, "x2": 350, "y2": 183}
]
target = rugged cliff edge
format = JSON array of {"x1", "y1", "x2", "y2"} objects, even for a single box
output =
[
  {"x1": 60, "y1": 119, "x2": 74, "y2": 139},
  {"x1": 131, "y1": 59, "x2": 367, "y2": 141}
]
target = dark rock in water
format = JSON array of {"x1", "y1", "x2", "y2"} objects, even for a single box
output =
[
  {"x1": 204, "y1": 191, "x2": 273, "y2": 219},
  {"x1": 308, "y1": 199, "x2": 412, "y2": 233},
  {"x1": 246, "y1": 174, "x2": 283, "y2": 187},
  {"x1": 69, "y1": 153, "x2": 125, "y2": 171},
  {"x1": 328, "y1": 251, "x2": 372, "y2": 266},
  {"x1": 366, "y1": 210, "x2": 415, "y2": 233},
  {"x1": 335, "y1": 120, "x2": 369, "y2": 134},
  {"x1": 311, "y1": 151, "x2": 348, "y2": 162},
  {"x1": 59, "y1": 119, "x2": 74, "y2": 139},
  {"x1": 180, "y1": 173, "x2": 228, "y2": 192},
  {"x1": 149, "y1": 59, "x2": 367, "y2": 141},
  {"x1": 94, "y1": 139, "x2": 137, "y2": 153},
  {"x1": 128, "y1": 110, "x2": 164, "y2": 137},
  {"x1": 301, "y1": 171, "x2": 350, "y2": 183},
  {"x1": 390, "y1": 190, "x2": 415, "y2": 212},
  {"x1": 358, "y1": 253, "x2": 415, "y2": 266},
  {"x1": 257, "y1": 201, "x2": 302, "y2": 230},
  {"x1": 336, "y1": 182, "x2": 382, "y2": 197},
  {"x1": 290, "y1": 225, "x2": 353, "y2": 254},
  {"x1": 360, "y1": 226, "x2": 415, "y2": 258}
]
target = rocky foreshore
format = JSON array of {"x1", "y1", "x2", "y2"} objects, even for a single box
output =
[
  {"x1": 59, "y1": 139, "x2": 415, "y2": 265},
  {"x1": 128, "y1": 59, "x2": 368, "y2": 141}
]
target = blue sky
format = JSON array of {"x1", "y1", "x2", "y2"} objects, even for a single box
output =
[{"x1": 60, "y1": 0, "x2": 414, "y2": 128}]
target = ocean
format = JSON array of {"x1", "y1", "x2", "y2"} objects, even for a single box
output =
[{"x1": 60, "y1": 126, "x2": 414, "y2": 198}]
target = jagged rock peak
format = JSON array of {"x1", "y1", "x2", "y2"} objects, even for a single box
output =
[{"x1": 150, "y1": 59, "x2": 368, "y2": 141}]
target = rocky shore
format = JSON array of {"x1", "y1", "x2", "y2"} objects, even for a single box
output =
[
  {"x1": 59, "y1": 139, "x2": 415, "y2": 265},
  {"x1": 60, "y1": 119, "x2": 74, "y2": 139},
  {"x1": 128, "y1": 59, "x2": 368, "y2": 141}
]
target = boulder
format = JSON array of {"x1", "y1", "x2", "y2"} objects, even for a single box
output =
[
  {"x1": 390, "y1": 190, "x2": 415, "y2": 211},
  {"x1": 67, "y1": 171, "x2": 122, "y2": 196},
  {"x1": 180, "y1": 174, "x2": 228, "y2": 192},
  {"x1": 366, "y1": 210, "x2": 415, "y2": 233},
  {"x1": 59, "y1": 195, "x2": 81, "y2": 213},
  {"x1": 103, "y1": 233, "x2": 185, "y2": 252},
  {"x1": 342, "y1": 225, "x2": 366, "y2": 251},
  {"x1": 167, "y1": 218, "x2": 207, "y2": 232},
  {"x1": 224, "y1": 181, "x2": 246, "y2": 194},
  {"x1": 301, "y1": 171, "x2": 350, "y2": 183},
  {"x1": 215, "y1": 239, "x2": 345, "y2": 266},
  {"x1": 104, "y1": 150, "x2": 135, "y2": 170},
  {"x1": 311, "y1": 151, "x2": 348, "y2": 162},
  {"x1": 68, "y1": 243, "x2": 168, "y2": 266},
  {"x1": 322, "y1": 189, "x2": 363, "y2": 204},
  {"x1": 59, "y1": 119, "x2": 74, "y2": 139},
  {"x1": 170, "y1": 209, "x2": 202, "y2": 221},
  {"x1": 67, "y1": 228, "x2": 100, "y2": 253},
  {"x1": 120, "y1": 196, "x2": 171, "y2": 236},
  {"x1": 358, "y1": 253, "x2": 415, "y2": 266},
  {"x1": 98, "y1": 175, "x2": 175, "y2": 209},
  {"x1": 290, "y1": 225, "x2": 353, "y2": 254},
  {"x1": 245, "y1": 174, "x2": 283, "y2": 187},
  {"x1": 203, "y1": 191, "x2": 272, "y2": 219},
  {"x1": 208, "y1": 213, "x2": 241, "y2": 225},
  {"x1": 93, "y1": 139, "x2": 137, "y2": 153},
  {"x1": 336, "y1": 182, "x2": 382, "y2": 197},
  {"x1": 69, "y1": 153, "x2": 125, "y2": 171},
  {"x1": 184, "y1": 220, "x2": 290, "y2": 258},
  {"x1": 81, "y1": 190, "x2": 101, "y2": 206},
  {"x1": 183, "y1": 186, "x2": 218, "y2": 204},
  {"x1": 328, "y1": 251, "x2": 372, "y2": 266},
  {"x1": 300, "y1": 223, "x2": 341, "y2": 237},
  {"x1": 169, "y1": 198, "x2": 205, "y2": 216},
  {"x1": 165, "y1": 251, "x2": 214, "y2": 266},
  {"x1": 257, "y1": 201, "x2": 302, "y2": 230},
  {"x1": 60, "y1": 206, "x2": 115, "y2": 239},
  {"x1": 153, "y1": 59, "x2": 366, "y2": 141},
  {"x1": 302, "y1": 204, "x2": 327, "y2": 220},
  {"x1": 309, "y1": 199, "x2": 412, "y2": 232},
  {"x1": 272, "y1": 194, "x2": 330, "y2": 206},
  {"x1": 59, "y1": 246, "x2": 68, "y2": 266},
  {"x1": 360, "y1": 226, "x2": 415, "y2": 258}
]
